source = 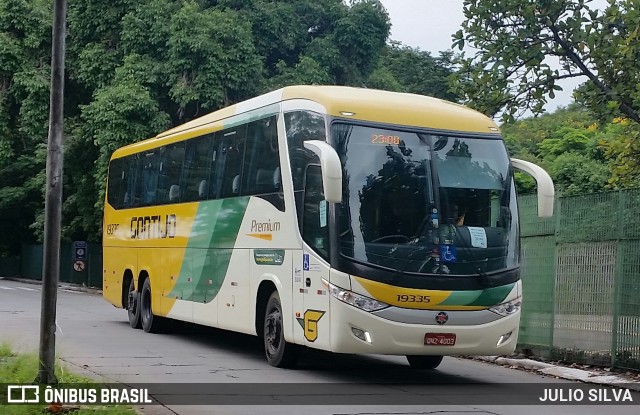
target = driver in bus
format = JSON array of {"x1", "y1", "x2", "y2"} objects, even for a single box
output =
[{"x1": 448, "y1": 203, "x2": 466, "y2": 226}]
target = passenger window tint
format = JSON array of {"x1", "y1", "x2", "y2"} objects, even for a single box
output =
[
  {"x1": 218, "y1": 126, "x2": 246, "y2": 198},
  {"x1": 140, "y1": 150, "x2": 160, "y2": 206},
  {"x1": 107, "y1": 158, "x2": 125, "y2": 209},
  {"x1": 285, "y1": 111, "x2": 325, "y2": 229},
  {"x1": 242, "y1": 116, "x2": 281, "y2": 196},
  {"x1": 107, "y1": 113, "x2": 283, "y2": 209},
  {"x1": 124, "y1": 154, "x2": 141, "y2": 208},
  {"x1": 285, "y1": 111, "x2": 325, "y2": 191},
  {"x1": 182, "y1": 135, "x2": 214, "y2": 202},
  {"x1": 157, "y1": 143, "x2": 185, "y2": 204}
]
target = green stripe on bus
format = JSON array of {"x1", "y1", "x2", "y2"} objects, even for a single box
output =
[
  {"x1": 467, "y1": 283, "x2": 515, "y2": 306},
  {"x1": 439, "y1": 283, "x2": 515, "y2": 307},
  {"x1": 438, "y1": 290, "x2": 482, "y2": 305},
  {"x1": 169, "y1": 197, "x2": 249, "y2": 303}
]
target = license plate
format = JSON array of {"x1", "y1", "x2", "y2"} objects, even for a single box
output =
[{"x1": 424, "y1": 333, "x2": 456, "y2": 346}]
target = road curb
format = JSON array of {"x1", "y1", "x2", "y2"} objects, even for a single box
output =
[
  {"x1": 474, "y1": 356, "x2": 640, "y2": 391},
  {"x1": 0, "y1": 276, "x2": 102, "y2": 295}
]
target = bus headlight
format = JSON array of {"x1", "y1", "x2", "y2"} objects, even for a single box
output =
[
  {"x1": 322, "y1": 279, "x2": 389, "y2": 312},
  {"x1": 489, "y1": 297, "x2": 522, "y2": 317}
]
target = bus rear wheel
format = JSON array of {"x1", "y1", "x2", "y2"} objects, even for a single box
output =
[
  {"x1": 263, "y1": 291, "x2": 297, "y2": 368},
  {"x1": 127, "y1": 278, "x2": 141, "y2": 329},
  {"x1": 140, "y1": 278, "x2": 164, "y2": 333},
  {"x1": 406, "y1": 355, "x2": 443, "y2": 370}
]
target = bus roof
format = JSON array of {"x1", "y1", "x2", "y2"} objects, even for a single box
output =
[{"x1": 112, "y1": 86, "x2": 499, "y2": 159}]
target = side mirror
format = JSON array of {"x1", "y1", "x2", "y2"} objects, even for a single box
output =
[
  {"x1": 511, "y1": 158, "x2": 555, "y2": 218},
  {"x1": 303, "y1": 140, "x2": 342, "y2": 203}
]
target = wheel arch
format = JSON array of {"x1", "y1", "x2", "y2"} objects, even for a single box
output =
[
  {"x1": 138, "y1": 269, "x2": 150, "y2": 288},
  {"x1": 121, "y1": 269, "x2": 135, "y2": 309},
  {"x1": 255, "y1": 279, "x2": 277, "y2": 339}
]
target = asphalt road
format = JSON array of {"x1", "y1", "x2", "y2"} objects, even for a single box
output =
[{"x1": 0, "y1": 278, "x2": 637, "y2": 415}]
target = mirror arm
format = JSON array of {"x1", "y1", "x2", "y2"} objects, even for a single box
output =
[
  {"x1": 511, "y1": 158, "x2": 555, "y2": 218},
  {"x1": 303, "y1": 140, "x2": 343, "y2": 203}
]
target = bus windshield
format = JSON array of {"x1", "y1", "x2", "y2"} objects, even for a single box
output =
[{"x1": 333, "y1": 123, "x2": 519, "y2": 276}]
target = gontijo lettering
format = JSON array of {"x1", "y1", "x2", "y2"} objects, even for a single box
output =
[{"x1": 130, "y1": 214, "x2": 176, "y2": 239}]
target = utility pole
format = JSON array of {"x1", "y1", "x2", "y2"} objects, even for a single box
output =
[{"x1": 35, "y1": 0, "x2": 67, "y2": 385}]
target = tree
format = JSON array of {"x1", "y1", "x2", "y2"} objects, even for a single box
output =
[
  {"x1": 598, "y1": 119, "x2": 640, "y2": 189},
  {"x1": 501, "y1": 105, "x2": 612, "y2": 195},
  {"x1": 452, "y1": 0, "x2": 640, "y2": 124},
  {"x1": 367, "y1": 43, "x2": 459, "y2": 101},
  {"x1": 0, "y1": 0, "x2": 394, "y2": 253},
  {"x1": 0, "y1": 0, "x2": 51, "y2": 255}
]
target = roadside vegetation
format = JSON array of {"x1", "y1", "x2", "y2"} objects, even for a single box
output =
[
  {"x1": 454, "y1": 0, "x2": 640, "y2": 192},
  {"x1": 502, "y1": 105, "x2": 639, "y2": 194},
  {"x1": 0, "y1": 344, "x2": 137, "y2": 415}
]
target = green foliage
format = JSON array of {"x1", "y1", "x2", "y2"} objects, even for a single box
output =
[
  {"x1": 547, "y1": 152, "x2": 610, "y2": 195},
  {"x1": 453, "y1": 0, "x2": 640, "y2": 124},
  {"x1": 83, "y1": 77, "x2": 171, "y2": 209},
  {"x1": 267, "y1": 57, "x2": 333, "y2": 90},
  {"x1": 367, "y1": 43, "x2": 458, "y2": 100},
  {"x1": 502, "y1": 105, "x2": 594, "y2": 155},
  {"x1": 167, "y1": 3, "x2": 263, "y2": 119},
  {"x1": 502, "y1": 105, "x2": 612, "y2": 196},
  {"x1": 0, "y1": 0, "x2": 468, "y2": 254},
  {"x1": 334, "y1": 0, "x2": 390, "y2": 84},
  {"x1": 0, "y1": 0, "x2": 51, "y2": 255},
  {"x1": 598, "y1": 120, "x2": 640, "y2": 189},
  {"x1": 0, "y1": 344, "x2": 138, "y2": 415}
]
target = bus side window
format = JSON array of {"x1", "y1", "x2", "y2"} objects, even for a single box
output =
[
  {"x1": 242, "y1": 116, "x2": 280, "y2": 196},
  {"x1": 124, "y1": 154, "x2": 141, "y2": 208},
  {"x1": 285, "y1": 111, "x2": 325, "y2": 192},
  {"x1": 284, "y1": 111, "x2": 325, "y2": 232},
  {"x1": 157, "y1": 143, "x2": 185, "y2": 204},
  {"x1": 302, "y1": 165, "x2": 329, "y2": 260},
  {"x1": 182, "y1": 135, "x2": 214, "y2": 202},
  {"x1": 141, "y1": 150, "x2": 159, "y2": 206},
  {"x1": 107, "y1": 157, "x2": 124, "y2": 209},
  {"x1": 218, "y1": 126, "x2": 247, "y2": 198}
]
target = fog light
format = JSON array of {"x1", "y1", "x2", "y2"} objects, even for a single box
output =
[
  {"x1": 496, "y1": 331, "x2": 513, "y2": 347},
  {"x1": 351, "y1": 327, "x2": 372, "y2": 343}
]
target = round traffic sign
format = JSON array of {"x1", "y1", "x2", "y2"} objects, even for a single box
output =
[{"x1": 73, "y1": 260, "x2": 86, "y2": 272}]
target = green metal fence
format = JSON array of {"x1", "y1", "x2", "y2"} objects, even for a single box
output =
[
  {"x1": 1, "y1": 243, "x2": 103, "y2": 289},
  {"x1": 520, "y1": 189, "x2": 640, "y2": 370}
]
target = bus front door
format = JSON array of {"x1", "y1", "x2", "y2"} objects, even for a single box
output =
[{"x1": 299, "y1": 251, "x2": 331, "y2": 350}]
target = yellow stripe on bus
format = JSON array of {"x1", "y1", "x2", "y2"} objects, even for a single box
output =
[
  {"x1": 354, "y1": 277, "x2": 486, "y2": 311},
  {"x1": 246, "y1": 233, "x2": 273, "y2": 241}
]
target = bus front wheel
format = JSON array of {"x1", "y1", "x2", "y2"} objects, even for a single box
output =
[
  {"x1": 140, "y1": 278, "x2": 164, "y2": 333},
  {"x1": 406, "y1": 355, "x2": 443, "y2": 370},
  {"x1": 127, "y1": 278, "x2": 141, "y2": 329},
  {"x1": 263, "y1": 291, "x2": 297, "y2": 368}
]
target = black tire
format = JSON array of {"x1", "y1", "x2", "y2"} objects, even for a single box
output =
[
  {"x1": 263, "y1": 291, "x2": 297, "y2": 368},
  {"x1": 127, "y1": 278, "x2": 141, "y2": 329},
  {"x1": 140, "y1": 278, "x2": 164, "y2": 333},
  {"x1": 406, "y1": 355, "x2": 444, "y2": 370}
]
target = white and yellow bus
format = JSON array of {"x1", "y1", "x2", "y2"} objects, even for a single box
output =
[{"x1": 103, "y1": 86, "x2": 554, "y2": 369}]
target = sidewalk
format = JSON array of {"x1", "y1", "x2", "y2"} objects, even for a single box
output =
[{"x1": 472, "y1": 356, "x2": 640, "y2": 391}]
